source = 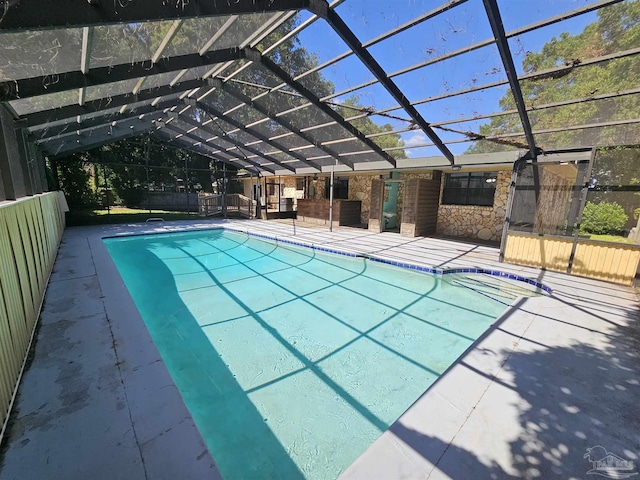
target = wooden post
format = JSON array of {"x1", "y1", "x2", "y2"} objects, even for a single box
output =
[
  {"x1": 329, "y1": 164, "x2": 335, "y2": 231},
  {"x1": 369, "y1": 178, "x2": 384, "y2": 233}
]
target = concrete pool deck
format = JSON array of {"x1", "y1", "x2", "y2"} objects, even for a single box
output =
[{"x1": 1, "y1": 219, "x2": 638, "y2": 479}]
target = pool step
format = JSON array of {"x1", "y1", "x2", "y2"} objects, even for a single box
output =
[{"x1": 446, "y1": 273, "x2": 543, "y2": 304}]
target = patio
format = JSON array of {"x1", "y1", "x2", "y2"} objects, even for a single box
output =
[
  {"x1": 0, "y1": 0, "x2": 639, "y2": 477},
  {"x1": 0, "y1": 219, "x2": 637, "y2": 479}
]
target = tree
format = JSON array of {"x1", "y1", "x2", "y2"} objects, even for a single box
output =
[
  {"x1": 175, "y1": 16, "x2": 406, "y2": 161},
  {"x1": 57, "y1": 135, "x2": 232, "y2": 208},
  {"x1": 55, "y1": 157, "x2": 98, "y2": 207},
  {"x1": 104, "y1": 138, "x2": 234, "y2": 203},
  {"x1": 467, "y1": 1, "x2": 640, "y2": 154},
  {"x1": 49, "y1": 13, "x2": 409, "y2": 201},
  {"x1": 335, "y1": 96, "x2": 407, "y2": 160}
]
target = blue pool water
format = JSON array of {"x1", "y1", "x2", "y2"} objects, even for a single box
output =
[{"x1": 104, "y1": 229, "x2": 507, "y2": 479}]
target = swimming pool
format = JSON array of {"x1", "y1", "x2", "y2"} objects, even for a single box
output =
[{"x1": 104, "y1": 228, "x2": 508, "y2": 479}]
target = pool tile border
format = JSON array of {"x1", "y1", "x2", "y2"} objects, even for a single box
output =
[{"x1": 227, "y1": 228, "x2": 553, "y2": 294}]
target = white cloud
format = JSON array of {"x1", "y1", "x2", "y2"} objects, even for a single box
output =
[{"x1": 403, "y1": 132, "x2": 428, "y2": 147}]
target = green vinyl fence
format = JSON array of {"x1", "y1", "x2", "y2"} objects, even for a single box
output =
[{"x1": 0, "y1": 192, "x2": 65, "y2": 432}]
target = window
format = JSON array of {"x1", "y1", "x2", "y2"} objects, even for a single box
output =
[
  {"x1": 442, "y1": 172, "x2": 497, "y2": 206},
  {"x1": 325, "y1": 176, "x2": 349, "y2": 199},
  {"x1": 296, "y1": 177, "x2": 305, "y2": 190}
]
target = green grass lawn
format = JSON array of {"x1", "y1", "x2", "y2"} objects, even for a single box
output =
[
  {"x1": 66, "y1": 207, "x2": 198, "y2": 226},
  {"x1": 584, "y1": 233, "x2": 636, "y2": 244}
]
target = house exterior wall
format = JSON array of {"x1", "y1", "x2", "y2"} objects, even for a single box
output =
[
  {"x1": 436, "y1": 170, "x2": 510, "y2": 242},
  {"x1": 245, "y1": 169, "x2": 514, "y2": 243},
  {"x1": 280, "y1": 176, "x2": 298, "y2": 198},
  {"x1": 348, "y1": 175, "x2": 373, "y2": 224},
  {"x1": 397, "y1": 172, "x2": 434, "y2": 223},
  {"x1": 242, "y1": 178, "x2": 256, "y2": 199},
  {"x1": 348, "y1": 172, "x2": 435, "y2": 226},
  {"x1": 310, "y1": 177, "x2": 327, "y2": 200}
]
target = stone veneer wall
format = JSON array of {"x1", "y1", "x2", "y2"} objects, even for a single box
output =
[
  {"x1": 348, "y1": 175, "x2": 373, "y2": 224},
  {"x1": 312, "y1": 177, "x2": 327, "y2": 200},
  {"x1": 436, "y1": 170, "x2": 510, "y2": 242},
  {"x1": 280, "y1": 176, "x2": 297, "y2": 190}
]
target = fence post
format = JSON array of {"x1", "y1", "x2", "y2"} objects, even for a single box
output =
[
  {"x1": 185, "y1": 155, "x2": 189, "y2": 214},
  {"x1": 145, "y1": 135, "x2": 151, "y2": 213},
  {"x1": 222, "y1": 163, "x2": 227, "y2": 219},
  {"x1": 499, "y1": 160, "x2": 520, "y2": 263},
  {"x1": 256, "y1": 173, "x2": 262, "y2": 219},
  {"x1": 249, "y1": 172, "x2": 253, "y2": 218},
  {"x1": 567, "y1": 148, "x2": 596, "y2": 274}
]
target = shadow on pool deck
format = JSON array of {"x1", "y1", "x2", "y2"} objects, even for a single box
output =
[
  {"x1": 409, "y1": 331, "x2": 637, "y2": 476},
  {"x1": 342, "y1": 290, "x2": 640, "y2": 479}
]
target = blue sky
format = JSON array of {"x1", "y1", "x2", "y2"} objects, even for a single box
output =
[{"x1": 294, "y1": 0, "x2": 602, "y2": 156}]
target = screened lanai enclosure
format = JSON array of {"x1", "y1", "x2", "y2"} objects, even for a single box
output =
[
  {"x1": 0, "y1": 0, "x2": 637, "y2": 305},
  {"x1": 0, "y1": 5, "x2": 637, "y2": 247},
  {"x1": 1, "y1": 0, "x2": 638, "y2": 172},
  {"x1": 1, "y1": 0, "x2": 638, "y2": 261},
  {"x1": 0, "y1": 0, "x2": 640, "y2": 476}
]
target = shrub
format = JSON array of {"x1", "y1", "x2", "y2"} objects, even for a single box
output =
[{"x1": 580, "y1": 201, "x2": 629, "y2": 235}]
